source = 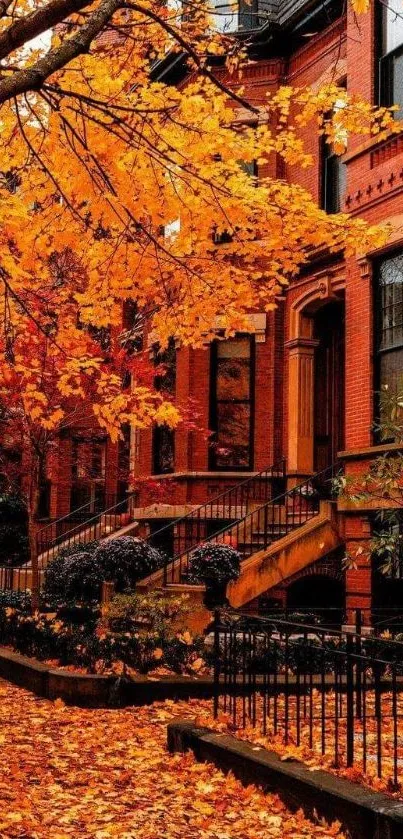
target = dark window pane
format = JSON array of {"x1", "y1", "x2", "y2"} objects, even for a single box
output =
[
  {"x1": 210, "y1": 336, "x2": 254, "y2": 469},
  {"x1": 215, "y1": 403, "x2": 251, "y2": 468},
  {"x1": 153, "y1": 425, "x2": 175, "y2": 474},
  {"x1": 376, "y1": 253, "x2": 403, "y2": 438},
  {"x1": 378, "y1": 253, "x2": 403, "y2": 351},
  {"x1": 322, "y1": 147, "x2": 346, "y2": 214},
  {"x1": 216, "y1": 338, "x2": 251, "y2": 400}
]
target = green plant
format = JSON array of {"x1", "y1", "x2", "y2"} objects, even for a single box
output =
[
  {"x1": 0, "y1": 492, "x2": 29, "y2": 566},
  {"x1": 101, "y1": 591, "x2": 190, "y2": 634},
  {"x1": 44, "y1": 549, "x2": 102, "y2": 601},
  {"x1": 100, "y1": 591, "x2": 204, "y2": 673},
  {"x1": 188, "y1": 543, "x2": 241, "y2": 584},
  {"x1": 94, "y1": 537, "x2": 163, "y2": 591}
]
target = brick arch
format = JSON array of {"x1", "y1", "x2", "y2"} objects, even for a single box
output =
[{"x1": 282, "y1": 551, "x2": 344, "y2": 588}]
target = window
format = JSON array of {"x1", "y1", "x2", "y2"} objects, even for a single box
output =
[
  {"x1": 211, "y1": 0, "x2": 266, "y2": 33},
  {"x1": 152, "y1": 338, "x2": 176, "y2": 474},
  {"x1": 375, "y1": 252, "x2": 403, "y2": 436},
  {"x1": 321, "y1": 141, "x2": 346, "y2": 214},
  {"x1": 380, "y1": 1, "x2": 403, "y2": 117},
  {"x1": 72, "y1": 440, "x2": 106, "y2": 480},
  {"x1": 210, "y1": 336, "x2": 254, "y2": 470}
]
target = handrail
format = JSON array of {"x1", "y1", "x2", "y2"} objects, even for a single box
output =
[
  {"x1": 37, "y1": 493, "x2": 137, "y2": 568},
  {"x1": 36, "y1": 498, "x2": 93, "y2": 534},
  {"x1": 162, "y1": 462, "x2": 341, "y2": 584},
  {"x1": 39, "y1": 492, "x2": 137, "y2": 556},
  {"x1": 146, "y1": 457, "x2": 286, "y2": 546}
]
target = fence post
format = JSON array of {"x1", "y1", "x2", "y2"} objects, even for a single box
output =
[
  {"x1": 355, "y1": 609, "x2": 362, "y2": 720},
  {"x1": 346, "y1": 632, "x2": 355, "y2": 767},
  {"x1": 213, "y1": 609, "x2": 221, "y2": 719}
]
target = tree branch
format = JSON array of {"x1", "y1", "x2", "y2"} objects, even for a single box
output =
[
  {"x1": 0, "y1": 0, "x2": 94, "y2": 61},
  {"x1": 0, "y1": 0, "x2": 121, "y2": 104}
]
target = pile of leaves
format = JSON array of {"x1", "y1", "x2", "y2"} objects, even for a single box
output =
[
  {"x1": 0, "y1": 681, "x2": 346, "y2": 838},
  {"x1": 0, "y1": 591, "x2": 206, "y2": 676}
]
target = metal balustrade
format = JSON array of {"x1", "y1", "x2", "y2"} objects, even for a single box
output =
[{"x1": 0, "y1": 458, "x2": 285, "y2": 599}]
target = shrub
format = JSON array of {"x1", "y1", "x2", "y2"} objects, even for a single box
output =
[
  {"x1": 101, "y1": 591, "x2": 190, "y2": 635},
  {"x1": 57, "y1": 540, "x2": 100, "y2": 559},
  {"x1": 100, "y1": 591, "x2": 204, "y2": 673},
  {"x1": 188, "y1": 543, "x2": 241, "y2": 585},
  {"x1": 44, "y1": 541, "x2": 101, "y2": 599},
  {"x1": 94, "y1": 536, "x2": 163, "y2": 591},
  {"x1": 0, "y1": 492, "x2": 29, "y2": 566},
  {"x1": 44, "y1": 550, "x2": 102, "y2": 601},
  {"x1": 0, "y1": 591, "x2": 206, "y2": 675}
]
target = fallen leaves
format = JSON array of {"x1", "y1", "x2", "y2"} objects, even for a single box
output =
[{"x1": 0, "y1": 680, "x2": 345, "y2": 839}]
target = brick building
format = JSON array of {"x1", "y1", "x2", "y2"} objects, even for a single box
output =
[{"x1": 35, "y1": 0, "x2": 403, "y2": 625}]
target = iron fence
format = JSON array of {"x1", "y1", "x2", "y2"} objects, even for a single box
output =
[{"x1": 213, "y1": 613, "x2": 403, "y2": 788}]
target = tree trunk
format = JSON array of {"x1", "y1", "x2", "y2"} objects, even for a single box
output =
[{"x1": 26, "y1": 448, "x2": 42, "y2": 613}]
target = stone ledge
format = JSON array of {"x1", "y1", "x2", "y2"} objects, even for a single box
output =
[
  {"x1": 168, "y1": 720, "x2": 403, "y2": 839},
  {"x1": 0, "y1": 646, "x2": 215, "y2": 707}
]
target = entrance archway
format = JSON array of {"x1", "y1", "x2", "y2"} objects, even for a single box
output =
[
  {"x1": 286, "y1": 276, "x2": 345, "y2": 477},
  {"x1": 313, "y1": 301, "x2": 345, "y2": 472}
]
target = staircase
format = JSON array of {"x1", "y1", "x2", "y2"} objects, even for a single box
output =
[
  {"x1": 143, "y1": 458, "x2": 286, "y2": 556},
  {"x1": 140, "y1": 464, "x2": 343, "y2": 605},
  {"x1": 0, "y1": 459, "x2": 286, "y2": 597},
  {"x1": 35, "y1": 494, "x2": 139, "y2": 571}
]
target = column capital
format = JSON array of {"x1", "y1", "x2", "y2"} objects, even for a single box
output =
[{"x1": 284, "y1": 337, "x2": 320, "y2": 351}]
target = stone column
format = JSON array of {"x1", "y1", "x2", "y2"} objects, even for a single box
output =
[{"x1": 285, "y1": 337, "x2": 319, "y2": 478}]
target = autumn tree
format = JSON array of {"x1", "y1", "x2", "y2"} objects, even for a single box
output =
[{"x1": 0, "y1": 0, "x2": 395, "y2": 604}]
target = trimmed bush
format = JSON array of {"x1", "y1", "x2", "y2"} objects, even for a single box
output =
[
  {"x1": 94, "y1": 536, "x2": 163, "y2": 591},
  {"x1": 44, "y1": 537, "x2": 164, "y2": 603},
  {"x1": 188, "y1": 543, "x2": 241, "y2": 584}
]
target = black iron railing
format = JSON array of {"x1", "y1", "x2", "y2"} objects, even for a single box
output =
[
  {"x1": 36, "y1": 494, "x2": 135, "y2": 570},
  {"x1": 36, "y1": 494, "x2": 121, "y2": 558},
  {"x1": 0, "y1": 458, "x2": 285, "y2": 599},
  {"x1": 213, "y1": 612, "x2": 403, "y2": 788},
  {"x1": 143, "y1": 458, "x2": 286, "y2": 576},
  {"x1": 161, "y1": 462, "x2": 340, "y2": 585}
]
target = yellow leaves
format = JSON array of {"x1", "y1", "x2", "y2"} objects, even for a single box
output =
[
  {"x1": 0, "y1": 5, "x2": 396, "y2": 440},
  {"x1": 0, "y1": 682, "x2": 346, "y2": 839},
  {"x1": 351, "y1": 0, "x2": 370, "y2": 12}
]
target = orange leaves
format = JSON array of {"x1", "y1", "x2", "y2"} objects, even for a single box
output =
[
  {"x1": 0, "y1": 682, "x2": 346, "y2": 838},
  {"x1": 0, "y1": 0, "x2": 395, "y2": 440}
]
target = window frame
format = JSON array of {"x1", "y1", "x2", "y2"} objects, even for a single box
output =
[
  {"x1": 373, "y1": 250, "x2": 403, "y2": 443},
  {"x1": 209, "y1": 334, "x2": 255, "y2": 471},
  {"x1": 378, "y1": 0, "x2": 403, "y2": 111},
  {"x1": 320, "y1": 136, "x2": 347, "y2": 215}
]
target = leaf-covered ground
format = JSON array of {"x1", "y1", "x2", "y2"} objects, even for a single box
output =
[{"x1": 0, "y1": 680, "x2": 345, "y2": 839}]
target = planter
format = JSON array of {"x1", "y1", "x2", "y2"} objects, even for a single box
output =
[{"x1": 203, "y1": 579, "x2": 229, "y2": 610}]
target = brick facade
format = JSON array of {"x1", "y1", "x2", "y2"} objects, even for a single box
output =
[{"x1": 45, "y1": 2, "x2": 403, "y2": 623}]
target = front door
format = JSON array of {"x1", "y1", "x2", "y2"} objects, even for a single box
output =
[{"x1": 314, "y1": 301, "x2": 345, "y2": 472}]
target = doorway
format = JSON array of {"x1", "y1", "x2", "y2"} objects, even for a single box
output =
[{"x1": 313, "y1": 301, "x2": 345, "y2": 471}]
